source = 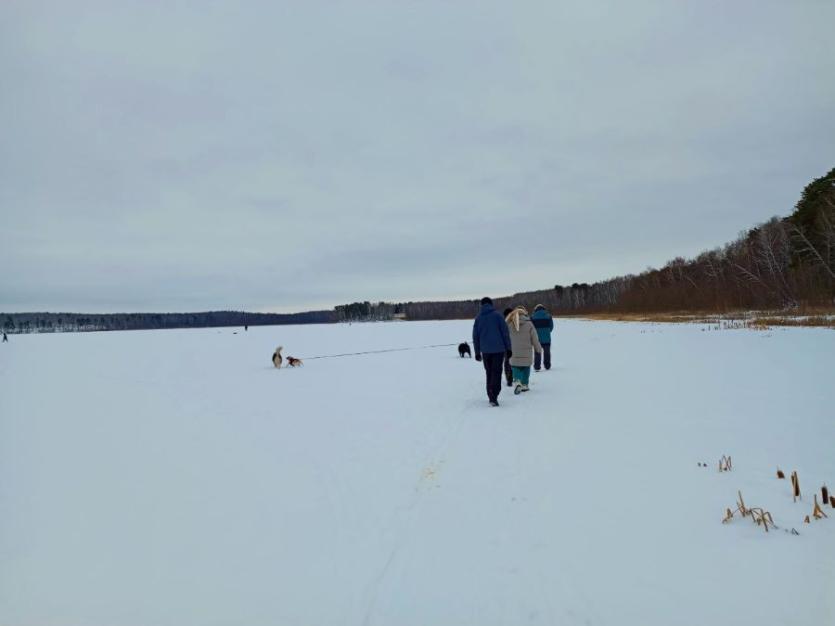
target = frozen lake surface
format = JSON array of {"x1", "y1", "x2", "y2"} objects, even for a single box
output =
[{"x1": 1, "y1": 319, "x2": 833, "y2": 625}]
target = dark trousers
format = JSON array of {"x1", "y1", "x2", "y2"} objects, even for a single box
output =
[
  {"x1": 503, "y1": 352, "x2": 513, "y2": 385},
  {"x1": 482, "y1": 352, "x2": 504, "y2": 402},
  {"x1": 534, "y1": 343, "x2": 551, "y2": 370}
]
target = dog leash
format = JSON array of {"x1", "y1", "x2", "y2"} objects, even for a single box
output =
[{"x1": 299, "y1": 342, "x2": 459, "y2": 360}]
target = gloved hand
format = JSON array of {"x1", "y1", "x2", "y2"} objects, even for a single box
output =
[
  {"x1": 506, "y1": 350, "x2": 513, "y2": 359},
  {"x1": 475, "y1": 353, "x2": 482, "y2": 362}
]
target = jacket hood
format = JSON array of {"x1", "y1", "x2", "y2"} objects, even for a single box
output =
[
  {"x1": 506, "y1": 307, "x2": 530, "y2": 331},
  {"x1": 479, "y1": 303, "x2": 495, "y2": 315}
]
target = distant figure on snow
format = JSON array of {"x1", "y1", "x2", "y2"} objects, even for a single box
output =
[
  {"x1": 503, "y1": 307, "x2": 514, "y2": 387},
  {"x1": 2, "y1": 332, "x2": 7, "y2": 342},
  {"x1": 472, "y1": 297, "x2": 512, "y2": 407},
  {"x1": 272, "y1": 346, "x2": 283, "y2": 368},
  {"x1": 531, "y1": 304, "x2": 554, "y2": 371},
  {"x1": 458, "y1": 342, "x2": 471, "y2": 358},
  {"x1": 506, "y1": 306, "x2": 542, "y2": 394}
]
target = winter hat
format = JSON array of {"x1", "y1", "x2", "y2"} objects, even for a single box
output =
[
  {"x1": 480, "y1": 297, "x2": 493, "y2": 305},
  {"x1": 534, "y1": 304, "x2": 545, "y2": 311}
]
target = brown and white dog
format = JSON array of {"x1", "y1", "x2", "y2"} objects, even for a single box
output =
[
  {"x1": 272, "y1": 346, "x2": 283, "y2": 368},
  {"x1": 286, "y1": 356, "x2": 303, "y2": 367}
]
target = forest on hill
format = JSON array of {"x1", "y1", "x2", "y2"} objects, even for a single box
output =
[
  {"x1": 377, "y1": 166, "x2": 835, "y2": 321},
  {"x1": 4, "y1": 167, "x2": 833, "y2": 332}
]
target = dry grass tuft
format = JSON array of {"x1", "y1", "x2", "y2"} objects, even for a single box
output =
[{"x1": 568, "y1": 308, "x2": 835, "y2": 329}]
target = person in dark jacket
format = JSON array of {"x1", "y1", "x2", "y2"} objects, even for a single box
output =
[
  {"x1": 472, "y1": 297, "x2": 512, "y2": 406},
  {"x1": 531, "y1": 304, "x2": 554, "y2": 370},
  {"x1": 503, "y1": 307, "x2": 514, "y2": 386}
]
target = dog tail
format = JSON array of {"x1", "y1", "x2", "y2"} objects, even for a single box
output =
[{"x1": 276, "y1": 345, "x2": 283, "y2": 353}]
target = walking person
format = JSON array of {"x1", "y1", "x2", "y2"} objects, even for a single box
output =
[
  {"x1": 2, "y1": 332, "x2": 7, "y2": 342},
  {"x1": 506, "y1": 306, "x2": 542, "y2": 394},
  {"x1": 531, "y1": 304, "x2": 554, "y2": 371},
  {"x1": 502, "y1": 307, "x2": 514, "y2": 387},
  {"x1": 473, "y1": 297, "x2": 512, "y2": 407}
]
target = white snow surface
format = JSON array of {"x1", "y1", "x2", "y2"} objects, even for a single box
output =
[{"x1": 1, "y1": 319, "x2": 833, "y2": 626}]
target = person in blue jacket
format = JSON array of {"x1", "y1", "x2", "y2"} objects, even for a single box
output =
[
  {"x1": 472, "y1": 297, "x2": 512, "y2": 406},
  {"x1": 531, "y1": 304, "x2": 554, "y2": 371}
]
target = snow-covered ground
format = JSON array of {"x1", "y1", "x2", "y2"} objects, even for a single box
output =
[{"x1": 1, "y1": 319, "x2": 833, "y2": 626}]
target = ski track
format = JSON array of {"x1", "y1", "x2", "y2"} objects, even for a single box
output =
[{"x1": 361, "y1": 395, "x2": 477, "y2": 626}]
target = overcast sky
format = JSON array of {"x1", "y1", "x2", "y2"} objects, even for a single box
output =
[{"x1": 1, "y1": 1, "x2": 833, "y2": 313}]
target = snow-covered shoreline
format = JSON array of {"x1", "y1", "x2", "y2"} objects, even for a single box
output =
[{"x1": 1, "y1": 320, "x2": 833, "y2": 625}]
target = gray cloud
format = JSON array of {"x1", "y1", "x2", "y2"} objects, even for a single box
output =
[{"x1": 2, "y1": 1, "x2": 833, "y2": 312}]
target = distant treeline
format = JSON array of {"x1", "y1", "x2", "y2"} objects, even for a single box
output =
[
  {"x1": 334, "y1": 301, "x2": 402, "y2": 322},
  {"x1": 2, "y1": 310, "x2": 337, "y2": 334},
  {"x1": 364, "y1": 166, "x2": 835, "y2": 320},
  {"x1": 5, "y1": 168, "x2": 833, "y2": 333}
]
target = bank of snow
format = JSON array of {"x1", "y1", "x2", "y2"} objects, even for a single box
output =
[{"x1": 1, "y1": 320, "x2": 833, "y2": 625}]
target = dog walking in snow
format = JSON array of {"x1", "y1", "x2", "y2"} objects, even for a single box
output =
[
  {"x1": 458, "y1": 342, "x2": 471, "y2": 358},
  {"x1": 272, "y1": 346, "x2": 283, "y2": 368},
  {"x1": 286, "y1": 356, "x2": 303, "y2": 367}
]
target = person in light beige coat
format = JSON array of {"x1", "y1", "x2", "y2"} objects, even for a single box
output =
[{"x1": 505, "y1": 307, "x2": 542, "y2": 393}]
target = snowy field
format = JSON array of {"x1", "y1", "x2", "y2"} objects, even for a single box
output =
[{"x1": 1, "y1": 319, "x2": 833, "y2": 626}]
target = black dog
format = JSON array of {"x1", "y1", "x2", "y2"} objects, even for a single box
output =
[{"x1": 458, "y1": 342, "x2": 471, "y2": 358}]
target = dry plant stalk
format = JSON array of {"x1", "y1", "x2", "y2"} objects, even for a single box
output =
[
  {"x1": 804, "y1": 515, "x2": 810, "y2": 524},
  {"x1": 791, "y1": 471, "x2": 801, "y2": 502},
  {"x1": 723, "y1": 492, "x2": 777, "y2": 533},
  {"x1": 823, "y1": 485, "x2": 829, "y2": 504},
  {"x1": 718, "y1": 455, "x2": 733, "y2": 472},
  {"x1": 737, "y1": 490, "x2": 749, "y2": 517},
  {"x1": 776, "y1": 468, "x2": 785, "y2": 479},
  {"x1": 830, "y1": 495, "x2": 835, "y2": 508},
  {"x1": 749, "y1": 507, "x2": 776, "y2": 532},
  {"x1": 812, "y1": 495, "x2": 828, "y2": 520}
]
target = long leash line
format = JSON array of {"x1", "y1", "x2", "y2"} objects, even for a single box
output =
[{"x1": 299, "y1": 342, "x2": 460, "y2": 360}]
